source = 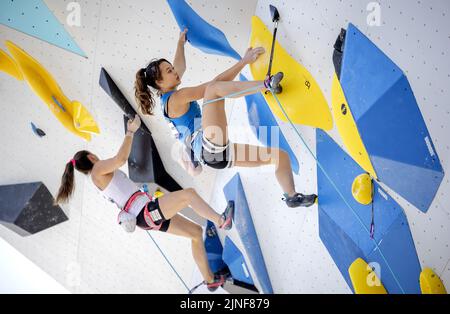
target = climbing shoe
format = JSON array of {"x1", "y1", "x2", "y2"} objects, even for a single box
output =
[
  {"x1": 219, "y1": 201, "x2": 234, "y2": 231},
  {"x1": 283, "y1": 193, "x2": 318, "y2": 208},
  {"x1": 206, "y1": 274, "x2": 227, "y2": 292},
  {"x1": 264, "y1": 72, "x2": 284, "y2": 94}
]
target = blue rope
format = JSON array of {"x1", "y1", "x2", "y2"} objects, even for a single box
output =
[
  {"x1": 202, "y1": 84, "x2": 264, "y2": 107},
  {"x1": 145, "y1": 231, "x2": 191, "y2": 292},
  {"x1": 269, "y1": 89, "x2": 406, "y2": 294}
]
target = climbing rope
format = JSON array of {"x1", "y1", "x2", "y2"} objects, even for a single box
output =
[
  {"x1": 145, "y1": 231, "x2": 191, "y2": 292},
  {"x1": 202, "y1": 84, "x2": 264, "y2": 107}
]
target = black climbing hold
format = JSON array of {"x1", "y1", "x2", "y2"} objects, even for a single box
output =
[
  {"x1": 333, "y1": 28, "x2": 347, "y2": 79},
  {"x1": 270, "y1": 5, "x2": 280, "y2": 23},
  {"x1": 0, "y1": 182, "x2": 68, "y2": 236},
  {"x1": 99, "y1": 68, "x2": 182, "y2": 191},
  {"x1": 341, "y1": 104, "x2": 348, "y2": 115}
]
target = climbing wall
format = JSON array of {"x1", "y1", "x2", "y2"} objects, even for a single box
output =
[
  {"x1": 1, "y1": 0, "x2": 449, "y2": 294},
  {"x1": 207, "y1": 0, "x2": 450, "y2": 293},
  {"x1": 236, "y1": 1, "x2": 450, "y2": 292},
  {"x1": 0, "y1": 0, "x2": 258, "y2": 293}
]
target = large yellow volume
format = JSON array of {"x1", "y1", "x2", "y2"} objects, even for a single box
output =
[
  {"x1": 332, "y1": 75, "x2": 378, "y2": 179},
  {"x1": 349, "y1": 258, "x2": 387, "y2": 294},
  {"x1": 249, "y1": 16, "x2": 333, "y2": 131},
  {"x1": 420, "y1": 268, "x2": 447, "y2": 294},
  {"x1": 0, "y1": 49, "x2": 23, "y2": 81},
  {"x1": 4, "y1": 41, "x2": 100, "y2": 141}
]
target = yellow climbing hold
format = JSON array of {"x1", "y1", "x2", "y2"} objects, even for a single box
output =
[
  {"x1": 4, "y1": 40, "x2": 100, "y2": 141},
  {"x1": 0, "y1": 48, "x2": 23, "y2": 81},
  {"x1": 420, "y1": 268, "x2": 447, "y2": 294},
  {"x1": 154, "y1": 189, "x2": 164, "y2": 199},
  {"x1": 249, "y1": 16, "x2": 333, "y2": 131},
  {"x1": 352, "y1": 173, "x2": 373, "y2": 205},
  {"x1": 72, "y1": 101, "x2": 100, "y2": 135},
  {"x1": 332, "y1": 75, "x2": 378, "y2": 179},
  {"x1": 349, "y1": 258, "x2": 387, "y2": 294}
]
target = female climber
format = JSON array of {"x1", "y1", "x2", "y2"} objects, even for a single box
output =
[
  {"x1": 135, "y1": 29, "x2": 317, "y2": 208},
  {"x1": 55, "y1": 115, "x2": 234, "y2": 292}
]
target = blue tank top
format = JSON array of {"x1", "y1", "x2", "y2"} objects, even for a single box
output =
[{"x1": 160, "y1": 91, "x2": 202, "y2": 143}]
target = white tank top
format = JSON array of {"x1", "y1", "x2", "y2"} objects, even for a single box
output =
[{"x1": 93, "y1": 170, "x2": 150, "y2": 217}]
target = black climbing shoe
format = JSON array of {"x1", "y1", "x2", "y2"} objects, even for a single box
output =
[
  {"x1": 219, "y1": 201, "x2": 234, "y2": 231},
  {"x1": 283, "y1": 193, "x2": 318, "y2": 208},
  {"x1": 206, "y1": 274, "x2": 227, "y2": 292},
  {"x1": 265, "y1": 72, "x2": 284, "y2": 94}
]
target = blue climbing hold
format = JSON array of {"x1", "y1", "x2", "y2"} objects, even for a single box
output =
[
  {"x1": 52, "y1": 96, "x2": 66, "y2": 112},
  {"x1": 166, "y1": 0, "x2": 241, "y2": 60},
  {"x1": 30, "y1": 122, "x2": 46, "y2": 137}
]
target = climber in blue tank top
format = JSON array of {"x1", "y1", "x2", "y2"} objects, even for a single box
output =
[
  {"x1": 160, "y1": 91, "x2": 201, "y2": 144},
  {"x1": 134, "y1": 28, "x2": 317, "y2": 209},
  {"x1": 160, "y1": 90, "x2": 205, "y2": 170}
]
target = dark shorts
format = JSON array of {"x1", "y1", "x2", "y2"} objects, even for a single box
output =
[
  {"x1": 201, "y1": 136, "x2": 234, "y2": 170},
  {"x1": 136, "y1": 198, "x2": 171, "y2": 232}
]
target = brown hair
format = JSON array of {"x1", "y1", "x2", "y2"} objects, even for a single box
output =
[
  {"x1": 55, "y1": 151, "x2": 94, "y2": 205},
  {"x1": 135, "y1": 58, "x2": 171, "y2": 116}
]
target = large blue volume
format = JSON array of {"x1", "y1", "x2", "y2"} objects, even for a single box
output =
[
  {"x1": 222, "y1": 236, "x2": 255, "y2": 286},
  {"x1": 317, "y1": 129, "x2": 422, "y2": 294},
  {"x1": 339, "y1": 23, "x2": 444, "y2": 213},
  {"x1": 167, "y1": 0, "x2": 241, "y2": 60},
  {"x1": 204, "y1": 221, "x2": 227, "y2": 274},
  {"x1": 223, "y1": 173, "x2": 273, "y2": 294}
]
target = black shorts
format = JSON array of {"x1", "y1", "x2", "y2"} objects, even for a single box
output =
[
  {"x1": 136, "y1": 198, "x2": 171, "y2": 232},
  {"x1": 201, "y1": 136, "x2": 234, "y2": 170}
]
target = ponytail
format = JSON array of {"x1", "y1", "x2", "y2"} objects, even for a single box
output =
[
  {"x1": 55, "y1": 162, "x2": 75, "y2": 205},
  {"x1": 55, "y1": 151, "x2": 94, "y2": 205},
  {"x1": 135, "y1": 68, "x2": 155, "y2": 116},
  {"x1": 135, "y1": 58, "x2": 171, "y2": 116}
]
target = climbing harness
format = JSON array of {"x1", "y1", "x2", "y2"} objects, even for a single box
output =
[{"x1": 120, "y1": 191, "x2": 163, "y2": 231}]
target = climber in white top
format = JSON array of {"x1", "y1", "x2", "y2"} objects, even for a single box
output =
[{"x1": 55, "y1": 115, "x2": 233, "y2": 291}]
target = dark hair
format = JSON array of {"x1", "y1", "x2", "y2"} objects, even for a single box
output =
[
  {"x1": 55, "y1": 151, "x2": 94, "y2": 205},
  {"x1": 135, "y1": 58, "x2": 171, "y2": 116}
]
